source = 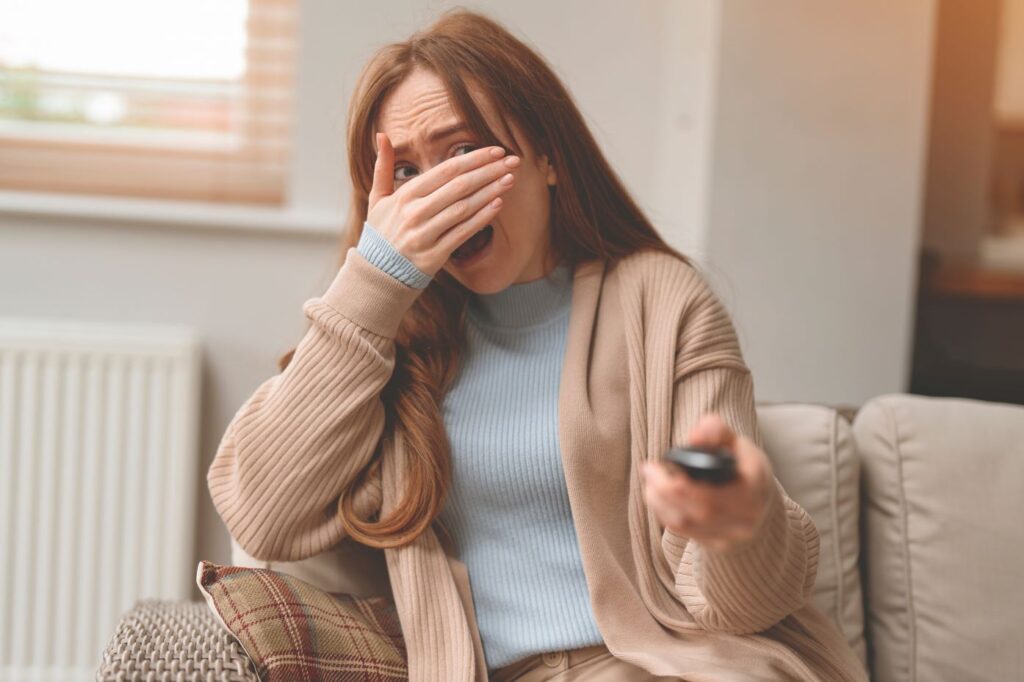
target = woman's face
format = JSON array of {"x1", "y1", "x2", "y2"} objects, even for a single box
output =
[{"x1": 375, "y1": 67, "x2": 559, "y2": 293}]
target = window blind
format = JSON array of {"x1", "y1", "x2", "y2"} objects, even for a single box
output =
[{"x1": 0, "y1": 0, "x2": 297, "y2": 205}]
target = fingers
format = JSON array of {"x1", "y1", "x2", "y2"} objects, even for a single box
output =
[
  {"x1": 400, "y1": 144, "x2": 509, "y2": 200},
  {"x1": 419, "y1": 155, "x2": 519, "y2": 238},
  {"x1": 424, "y1": 168, "x2": 517, "y2": 257},
  {"x1": 369, "y1": 132, "x2": 395, "y2": 209},
  {"x1": 685, "y1": 413, "x2": 764, "y2": 481},
  {"x1": 645, "y1": 485, "x2": 737, "y2": 546},
  {"x1": 642, "y1": 460, "x2": 742, "y2": 539},
  {"x1": 401, "y1": 149, "x2": 519, "y2": 260},
  {"x1": 643, "y1": 460, "x2": 712, "y2": 509},
  {"x1": 643, "y1": 478, "x2": 750, "y2": 549},
  {"x1": 643, "y1": 461, "x2": 712, "y2": 521},
  {"x1": 430, "y1": 195, "x2": 506, "y2": 261}
]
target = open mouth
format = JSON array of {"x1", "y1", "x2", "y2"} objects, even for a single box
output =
[{"x1": 450, "y1": 224, "x2": 494, "y2": 263}]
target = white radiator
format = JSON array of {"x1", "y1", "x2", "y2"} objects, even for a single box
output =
[{"x1": 0, "y1": 317, "x2": 201, "y2": 681}]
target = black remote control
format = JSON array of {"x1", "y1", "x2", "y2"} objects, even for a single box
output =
[{"x1": 663, "y1": 445, "x2": 737, "y2": 485}]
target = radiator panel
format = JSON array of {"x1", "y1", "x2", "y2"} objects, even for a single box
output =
[{"x1": 0, "y1": 318, "x2": 200, "y2": 681}]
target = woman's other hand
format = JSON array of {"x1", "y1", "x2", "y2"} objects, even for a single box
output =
[{"x1": 641, "y1": 413, "x2": 774, "y2": 553}]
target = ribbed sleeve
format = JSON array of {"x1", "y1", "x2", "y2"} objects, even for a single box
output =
[
  {"x1": 660, "y1": 267, "x2": 820, "y2": 635},
  {"x1": 356, "y1": 220, "x2": 433, "y2": 289},
  {"x1": 206, "y1": 247, "x2": 426, "y2": 561}
]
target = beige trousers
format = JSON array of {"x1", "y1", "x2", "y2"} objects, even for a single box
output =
[{"x1": 488, "y1": 642, "x2": 679, "y2": 681}]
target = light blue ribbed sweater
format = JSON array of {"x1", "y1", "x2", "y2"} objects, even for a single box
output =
[{"x1": 355, "y1": 221, "x2": 604, "y2": 670}]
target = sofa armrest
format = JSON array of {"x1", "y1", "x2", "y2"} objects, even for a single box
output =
[{"x1": 96, "y1": 599, "x2": 259, "y2": 681}]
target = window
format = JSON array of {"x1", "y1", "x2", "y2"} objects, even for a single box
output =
[{"x1": 0, "y1": 0, "x2": 297, "y2": 205}]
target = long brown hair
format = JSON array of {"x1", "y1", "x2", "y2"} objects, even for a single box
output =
[{"x1": 278, "y1": 7, "x2": 691, "y2": 549}]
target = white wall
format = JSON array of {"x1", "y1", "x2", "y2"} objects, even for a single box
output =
[{"x1": 0, "y1": 0, "x2": 938, "y2": 577}]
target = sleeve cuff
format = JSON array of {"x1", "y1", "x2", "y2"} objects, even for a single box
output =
[
  {"x1": 315, "y1": 246, "x2": 427, "y2": 339},
  {"x1": 672, "y1": 478, "x2": 816, "y2": 633},
  {"x1": 355, "y1": 220, "x2": 433, "y2": 289}
]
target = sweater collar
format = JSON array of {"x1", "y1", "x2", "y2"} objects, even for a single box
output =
[{"x1": 467, "y1": 262, "x2": 573, "y2": 329}]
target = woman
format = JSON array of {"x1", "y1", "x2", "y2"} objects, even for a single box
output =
[{"x1": 207, "y1": 8, "x2": 867, "y2": 682}]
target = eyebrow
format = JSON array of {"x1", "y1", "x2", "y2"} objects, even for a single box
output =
[{"x1": 387, "y1": 122, "x2": 470, "y2": 157}]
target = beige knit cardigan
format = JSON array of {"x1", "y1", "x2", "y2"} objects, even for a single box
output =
[{"x1": 207, "y1": 246, "x2": 869, "y2": 682}]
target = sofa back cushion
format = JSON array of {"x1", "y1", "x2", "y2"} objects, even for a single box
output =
[
  {"x1": 755, "y1": 403, "x2": 867, "y2": 665},
  {"x1": 853, "y1": 394, "x2": 1024, "y2": 682}
]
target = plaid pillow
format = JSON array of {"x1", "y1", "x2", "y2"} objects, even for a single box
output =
[{"x1": 196, "y1": 560, "x2": 407, "y2": 681}]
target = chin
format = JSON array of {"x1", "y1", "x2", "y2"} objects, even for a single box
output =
[{"x1": 446, "y1": 267, "x2": 508, "y2": 295}]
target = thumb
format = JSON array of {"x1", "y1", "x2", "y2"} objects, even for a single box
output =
[
  {"x1": 686, "y1": 413, "x2": 737, "y2": 452},
  {"x1": 369, "y1": 132, "x2": 395, "y2": 209},
  {"x1": 687, "y1": 413, "x2": 770, "y2": 482}
]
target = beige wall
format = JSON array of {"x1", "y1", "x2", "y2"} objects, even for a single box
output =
[
  {"x1": 920, "y1": 0, "x2": 1000, "y2": 262},
  {"x1": 996, "y1": 0, "x2": 1024, "y2": 121}
]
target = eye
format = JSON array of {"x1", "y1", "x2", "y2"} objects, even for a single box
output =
[
  {"x1": 452, "y1": 142, "x2": 478, "y2": 156},
  {"x1": 394, "y1": 165, "x2": 417, "y2": 182},
  {"x1": 393, "y1": 142, "x2": 480, "y2": 183}
]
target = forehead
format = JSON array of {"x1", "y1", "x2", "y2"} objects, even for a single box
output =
[
  {"x1": 377, "y1": 69, "x2": 457, "y2": 132},
  {"x1": 376, "y1": 68, "x2": 509, "y2": 155}
]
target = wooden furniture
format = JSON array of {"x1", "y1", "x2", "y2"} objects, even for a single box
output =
[{"x1": 910, "y1": 254, "x2": 1024, "y2": 405}]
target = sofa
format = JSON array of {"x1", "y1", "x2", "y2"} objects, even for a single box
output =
[{"x1": 97, "y1": 393, "x2": 1024, "y2": 681}]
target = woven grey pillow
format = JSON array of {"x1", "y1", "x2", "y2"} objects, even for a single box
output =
[{"x1": 96, "y1": 599, "x2": 260, "y2": 681}]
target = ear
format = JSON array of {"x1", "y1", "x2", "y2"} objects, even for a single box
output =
[{"x1": 540, "y1": 153, "x2": 557, "y2": 186}]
